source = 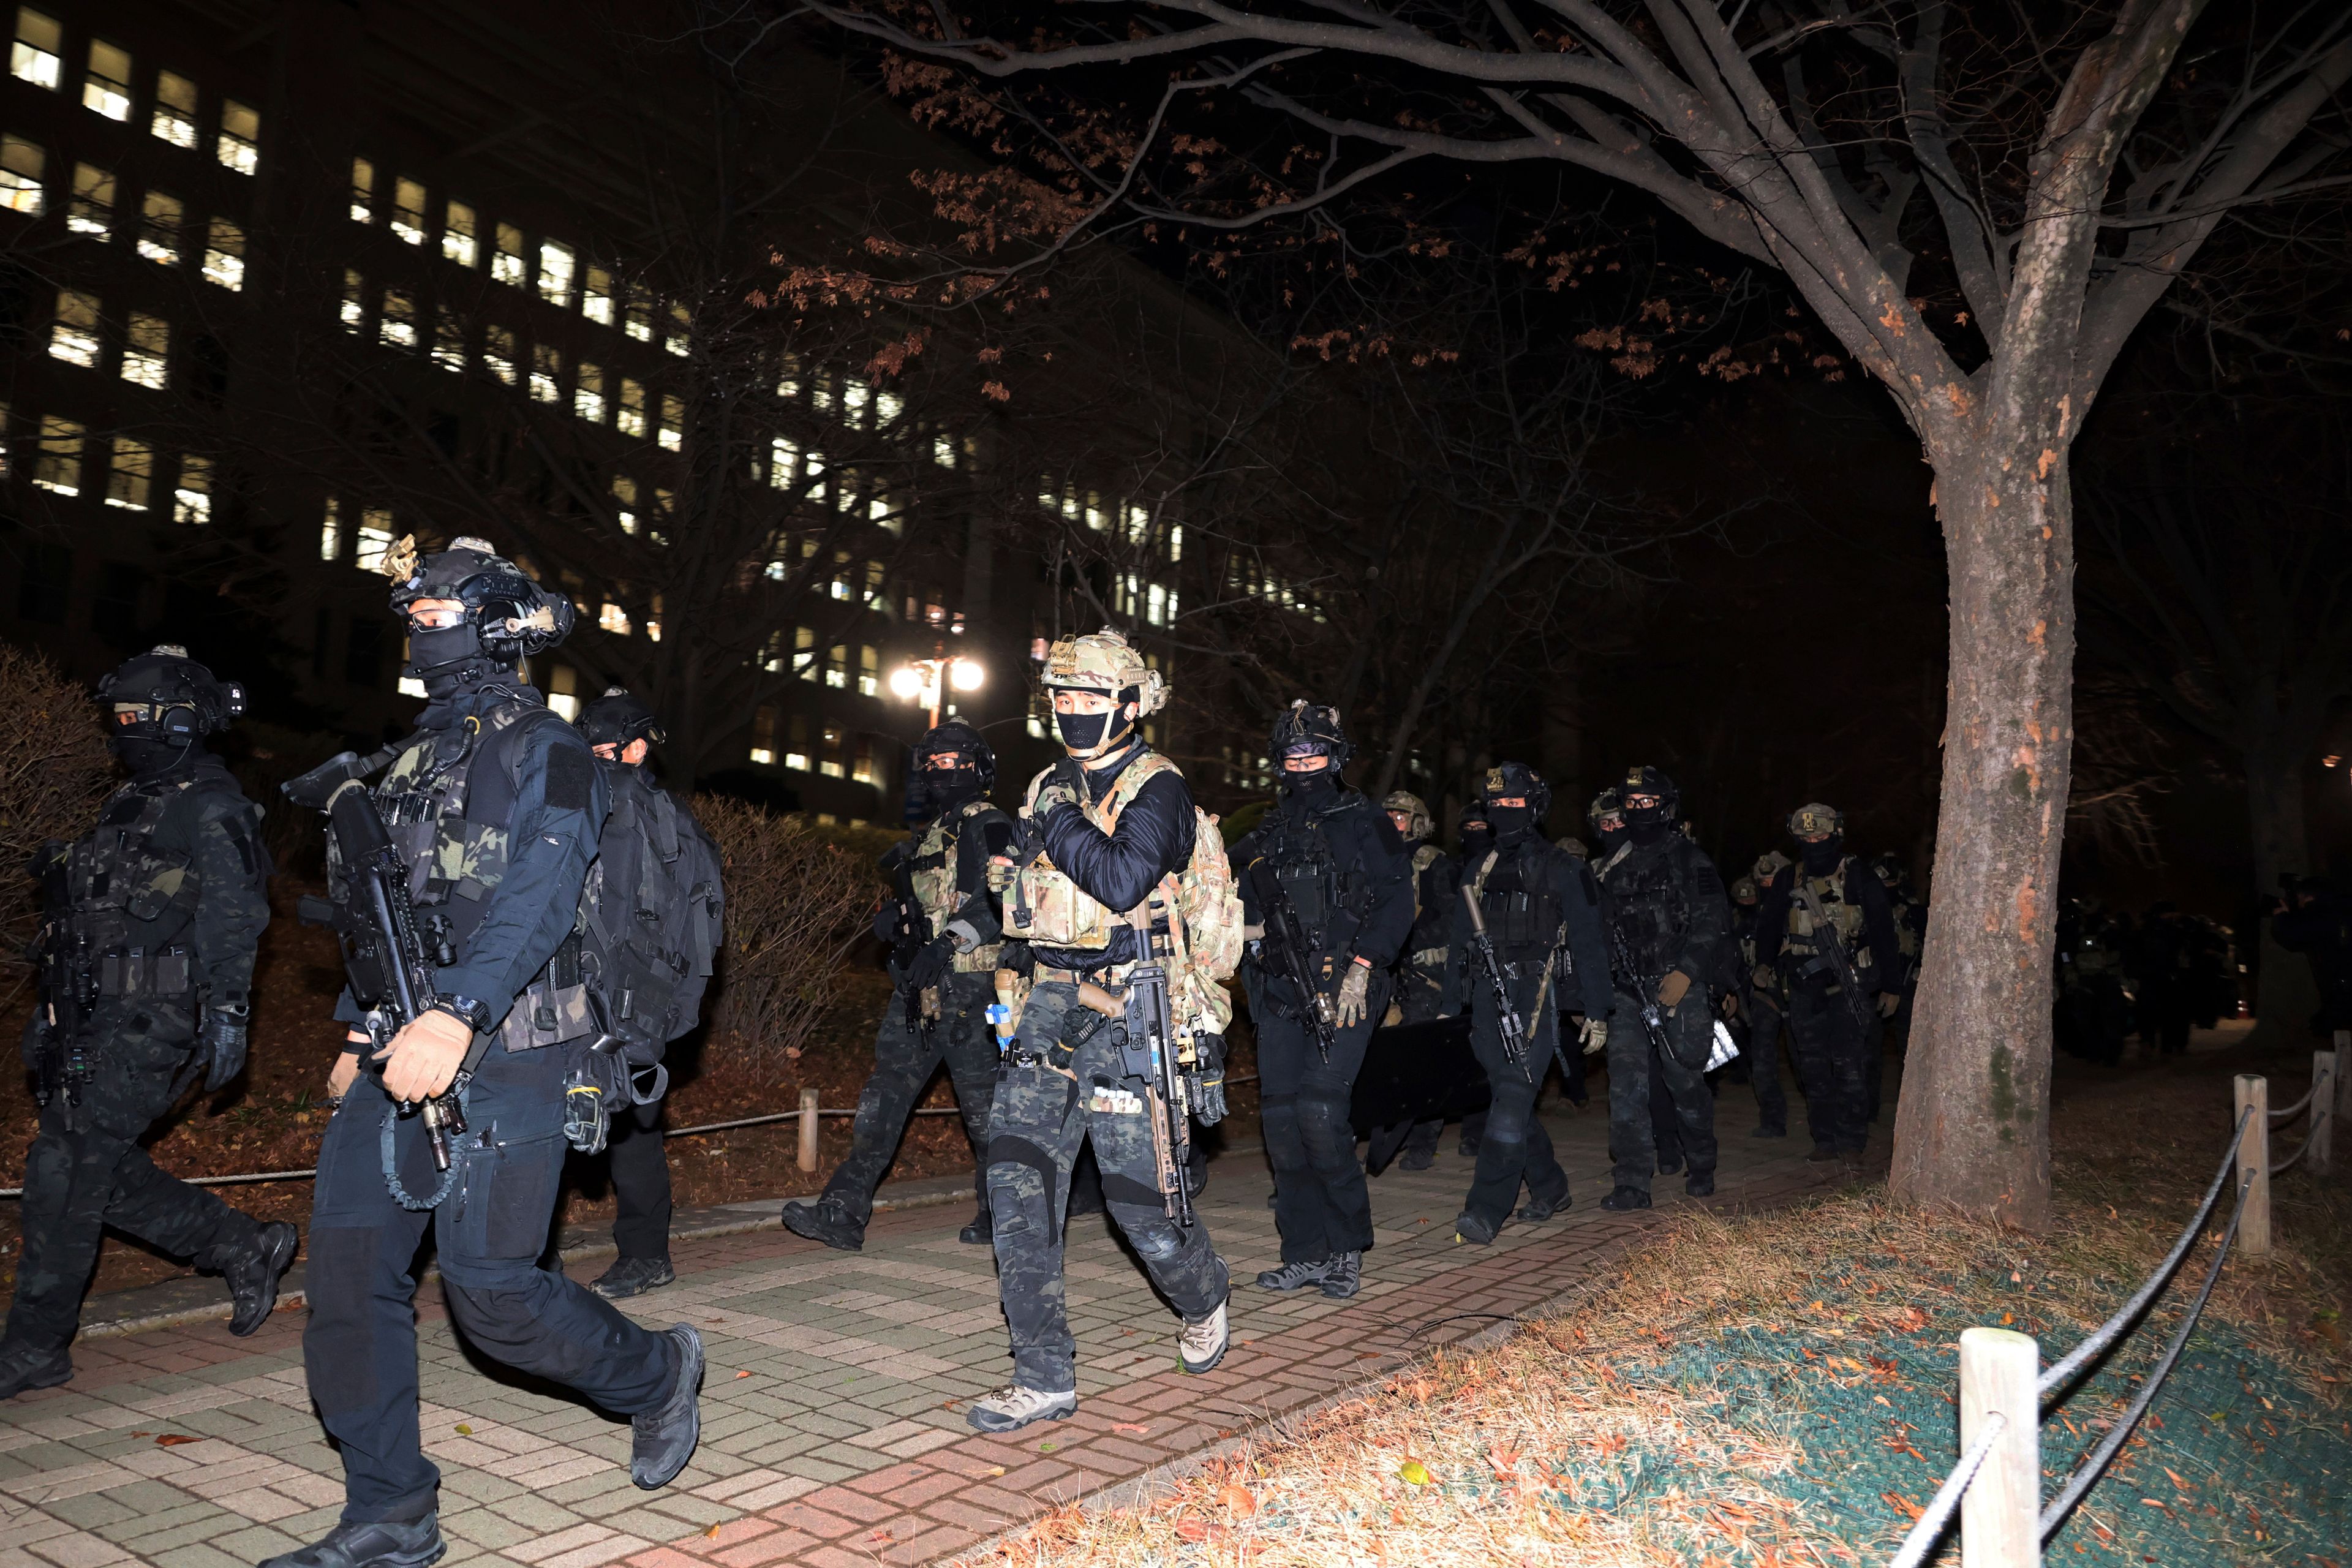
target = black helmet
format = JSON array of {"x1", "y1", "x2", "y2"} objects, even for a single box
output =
[
  {"x1": 99, "y1": 644, "x2": 244, "y2": 743},
  {"x1": 1586, "y1": 786, "x2": 1623, "y2": 835},
  {"x1": 911, "y1": 717, "x2": 996, "y2": 793},
  {"x1": 1619, "y1": 765, "x2": 1679, "y2": 827},
  {"x1": 385, "y1": 533, "x2": 575, "y2": 672},
  {"x1": 579, "y1": 687, "x2": 666, "y2": 750},
  {"x1": 1270, "y1": 699, "x2": 1351, "y2": 772},
  {"x1": 1476, "y1": 761, "x2": 1551, "y2": 821}
]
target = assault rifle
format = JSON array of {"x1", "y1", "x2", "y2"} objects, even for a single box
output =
[
  {"x1": 1459, "y1": 885, "x2": 1531, "y2": 1080},
  {"x1": 876, "y1": 843, "x2": 937, "y2": 1049},
  {"x1": 1253, "y1": 865, "x2": 1335, "y2": 1063},
  {"x1": 1788, "y1": 876, "x2": 1875, "y2": 1033},
  {"x1": 28, "y1": 840, "x2": 93, "y2": 1109},
  {"x1": 1607, "y1": 915, "x2": 1674, "y2": 1062},
  {"x1": 288, "y1": 767, "x2": 472, "y2": 1172},
  {"x1": 1120, "y1": 906, "x2": 1193, "y2": 1227}
]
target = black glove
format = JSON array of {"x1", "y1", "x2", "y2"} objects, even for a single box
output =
[
  {"x1": 873, "y1": 897, "x2": 922, "y2": 947},
  {"x1": 1189, "y1": 1032, "x2": 1229, "y2": 1126},
  {"x1": 894, "y1": 935, "x2": 956, "y2": 997},
  {"x1": 199, "y1": 1005, "x2": 249, "y2": 1093}
]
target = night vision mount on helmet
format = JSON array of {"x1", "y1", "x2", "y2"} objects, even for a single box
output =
[
  {"x1": 1270, "y1": 699, "x2": 1351, "y2": 771},
  {"x1": 1039, "y1": 627, "x2": 1165, "y2": 759},
  {"x1": 385, "y1": 533, "x2": 575, "y2": 671},
  {"x1": 1477, "y1": 761, "x2": 1551, "y2": 822}
]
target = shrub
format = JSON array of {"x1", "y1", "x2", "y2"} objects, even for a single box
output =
[
  {"x1": 0, "y1": 644, "x2": 113, "y2": 984},
  {"x1": 695, "y1": 796, "x2": 880, "y2": 1067}
]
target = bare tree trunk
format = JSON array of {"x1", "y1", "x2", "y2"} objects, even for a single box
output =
[
  {"x1": 1890, "y1": 436, "x2": 2077, "y2": 1232},
  {"x1": 2246, "y1": 737, "x2": 2317, "y2": 1042}
]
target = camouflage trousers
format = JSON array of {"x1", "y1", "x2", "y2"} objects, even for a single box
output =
[
  {"x1": 987, "y1": 981, "x2": 1229, "y2": 1393},
  {"x1": 1785, "y1": 984, "x2": 1869, "y2": 1155},
  {"x1": 1605, "y1": 995, "x2": 1718, "y2": 1194},
  {"x1": 5, "y1": 1000, "x2": 259, "y2": 1351},
  {"x1": 823, "y1": 973, "x2": 998, "y2": 1223}
]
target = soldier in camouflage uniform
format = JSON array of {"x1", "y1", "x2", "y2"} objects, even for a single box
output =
[
  {"x1": 785, "y1": 719, "x2": 1012, "y2": 1252},
  {"x1": 2, "y1": 648, "x2": 295, "y2": 1401},
  {"x1": 968, "y1": 629, "x2": 1237, "y2": 1433}
]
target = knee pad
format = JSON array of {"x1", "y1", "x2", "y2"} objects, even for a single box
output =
[
  {"x1": 1122, "y1": 1219, "x2": 1183, "y2": 1262},
  {"x1": 1295, "y1": 1095, "x2": 1354, "y2": 1149},
  {"x1": 984, "y1": 1135, "x2": 1058, "y2": 1226}
]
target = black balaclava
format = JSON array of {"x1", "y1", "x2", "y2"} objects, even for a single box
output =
[
  {"x1": 1801, "y1": 832, "x2": 1845, "y2": 876},
  {"x1": 1597, "y1": 821, "x2": 1629, "y2": 855},
  {"x1": 1488, "y1": 803, "x2": 1535, "y2": 840},
  {"x1": 1279, "y1": 742, "x2": 1339, "y2": 811},
  {"x1": 113, "y1": 734, "x2": 204, "y2": 778},
  {"x1": 1458, "y1": 811, "x2": 1493, "y2": 860},
  {"x1": 388, "y1": 535, "x2": 571, "y2": 716},
  {"x1": 101, "y1": 646, "x2": 236, "y2": 781}
]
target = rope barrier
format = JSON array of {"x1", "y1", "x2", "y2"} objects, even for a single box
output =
[
  {"x1": 2269, "y1": 1126, "x2": 2316, "y2": 1178},
  {"x1": 1885, "y1": 1412, "x2": 2008, "y2": 1568},
  {"x1": 2036, "y1": 1106, "x2": 2247, "y2": 1400},
  {"x1": 2267, "y1": 1085, "x2": 2317, "y2": 1124}
]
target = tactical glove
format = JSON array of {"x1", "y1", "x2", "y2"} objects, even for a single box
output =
[
  {"x1": 1877, "y1": 990, "x2": 1901, "y2": 1019},
  {"x1": 1333, "y1": 961, "x2": 1372, "y2": 1028},
  {"x1": 199, "y1": 1005, "x2": 250, "y2": 1093},
  {"x1": 1578, "y1": 1016, "x2": 1610, "y2": 1055},
  {"x1": 1032, "y1": 764, "x2": 1084, "y2": 821},
  {"x1": 1656, "y1": 970, "x2": 1693, "y2": 1011},
  {"x1": 894, "y1": 935, "x2": 956, "y2": 997},
  {"x1": 986, "y1": 856, "x2": 1018, "y2": 894},
  {"x1": 1189, "y1": 1033, "x2": 1228, "y2": 1126},
  {"x1": 944, "y1": 916, "x2": 985, "y2": 954},
  {"x1": 873, "y1": 897, "x2": 920, "y2": 947}
]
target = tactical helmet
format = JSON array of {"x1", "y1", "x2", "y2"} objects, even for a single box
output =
[
  {"x1": 1555, "y1": 835, "x2": 1590, "y2": 859},
  {"x1": 911, "y1": 717, "x2": 996, "y2": 793},
  {"x1": 1039, "y1": 626, "x2": 1165, "y2": 760},
  {"x1": 1788, "y1": 801, "x2": 1845, "y2": 840},
  {"x1": 99, "y1": 645, "x2": 245, "y2": 742},
  {"x1": 1270, "y1": 699, "x2": 1351, "y2": 772},
  {"x1": 1382, "y1": 790, "x2": 1433, "y2": 844},
  {"x1": 1867, "y1": 851, "x2": 1908, "y2": 888},
  {"x1": 385, "y1": 533, "x2": 575, "y2": 666},
  {"x1": 1586, "y1": 786, "x2": 1623, "y2": 834},
  {"x1": 1730, "y1": 875, "x2": 1758, "y2": 903},
  {"x1": 1619, "y1": 764, "x2": 1679, "y2": 826},
  {"x1": 1476, "y1": 761, "x2": 1551, "y2": 821},
  {"x1": 1753, "y1": 849, "x2": 1792, "y2": 880},
  {"x1": 578, "y1": 687, "x2": 666, "y2": 750}
]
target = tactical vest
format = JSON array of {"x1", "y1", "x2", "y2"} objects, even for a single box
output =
[
  {"x1": 1466, "y1": 845, "x2": 1567, "y2": 963},
  {"x1": 1597, "y1": 837, "x2": 1692, "y2": 977},
  {"x1": 907, "y1": 796, "x2": 1006, "y2": 974},
  {"x1": 1251, "y1": 794, "x2": 1378, "y2": 956},
  {"x1": 1004, "y1": 751, "x2": 1243, "y2": 1043},
  {"x1": 580, "y1": 766, "x2": 723, "y2": 1050},
  {"x1": 346, "y1": 699, "x2": 584, "y2": 1051},
  {"x1": 1781, "y1": 858, "x2": 1873, "y2": 984},
  {"x1": 59, "y1": 778, "x2": 236, "y2": 1003}
]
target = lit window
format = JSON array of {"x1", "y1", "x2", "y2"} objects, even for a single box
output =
[
  {"x1": 852, "y1": 736, "x2": 878, "y2": 786},
  {"x1": 491, "y1": 222, "x2": 525, "y2": 286},
  {"x1": 544, "y1": 664, "x2": 579, "y2": 720},
  {"x1": 574, "y1": 361, "x2": 605, "y2": 423},
  {"x1": 749, "y1": 706, "x2": 776, "y2": 766},
  {"x1": 122, "y1": 311, "x2": 168, "y2": 387},
  {"x1": 820, "y1": 724, "x2": 845, "y2": 777},
  {"x1": 200, "y1": 217, "x2": 243, "y2": 289},
  {"x1": 82, "y1": 39, "x2": 130, "y2": 119},
  {"x1": 811, "y1": 371, "x2": 833, "y2": 414},
  {"x1": 137, "y1": 189, "x2": 181, "y2": 264},
  {"x1": 173, "y1": 453, "x2": 212, "y2": 524},
  {"x1": 796, "y1": 626, "x2": 817, "y2": 682},
  {"x1": 0, "y1": 134, "x2": 42, "y2": 212},
  {"x1": 443, "y1": 200, "x2": 477, "y2": 267},
  {"x1": 32, "y1": 414, "x2": 82, "y2": 494},
  {"x1": 484, "y1": 325, "x2": 516, "y2": 385},
  {"x1": 350, "y1": 157, "x2": 374, "y2": 222},
  {"x1": 1167, "y1": 524, "x2": 1183, "y2": 563},
  {"x1": 858, "y1": 645, "x2": 878, "y2": 698},
  {"x1": 537, "y1": 239, "x2": 574, "y2": 305},
  {"x1": 67, "y1": 161, "x2": 110, "y2": 236},
  {"x1": 876, "y1": 389, "x2": 902, "y2": 425},
  {"x1": 11, "y1": 7, "x2": 59, "y2": 89},
  {"x1": 843, "y1": 377, "x2": 869, "y2": 426},
  {"x1": 1147, "y1": 582, "x2": 1167, "y2": 626},
  {"x1": 665, "y1": 301, "x2": 690, "y2": 356},
  {"x1": 430, "y1": 311, "x2": 464, "y2": 371},
  {"x1": 775, "y1": 354, "x2": 801, "y2": 398},
  {"x1": 356, "y1": 508, "x2": 396, "y2": 571},
  {"x1": 623, "y1": 287, "x2": 652, "y2": 342},
  {"x1": 769, "y1": 434, "x2": 797, "y2": 488},
  {"x1": 391, "y1": 177, "x2": 426, "y2": 244},
  {"x1": 47, "y1": 287, "x2": 99, "y2": 366},
  {"x1": 216, "y1": 99, "x2": 258, "y2": 175},
  {"x1": 870, "y1": 492, "x2": 897, "y2": 534},
  {"x1": 582, "y1": 265, "x2": 612, "y2": 326},
  {"x1": 616, "y1": 378, "x2": 645, "y2": 437},
  {"x1": 380, "y1": 289, "x2": 416, "y2": 350},
  {"x1": 657, "y1": 394, "x2": 681, "y2": 451},
  {"x1": 612, "y1": 472, "x2": 638, "y2": 535},
  {"x1": 1126, "y1": 504, "x2": 1149, "y2": 543},
  {"x1": 340, "y1": 269, "x2": 364, "y2": 334},
  {"x1": 104, "y1": 436, "x2": 150, "y2": 510},
  {"x1": 151, "y1": 70, "x2": 196, "y2": 146},
  {"x1": 320, "y1": 497, "x2": 342, "y2": 560},
  {"x1": 647, "y1": 595, "x2": 662, "y2": 642},
  {"x1": 599, "y1": 602, "x2": 630, "y2": 636},
  {"x1": 783, "y1": 713, "x2": 810, "y2": 771},
  {"x1": 530, "y1": 343, "x2": 560, "y2": 403}
]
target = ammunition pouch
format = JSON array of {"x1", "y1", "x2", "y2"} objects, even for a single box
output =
[{"x1": 96, "y1": 944, "x2": 194, "y2": 1000}]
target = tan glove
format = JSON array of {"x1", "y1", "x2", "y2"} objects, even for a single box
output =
[
  {"x1": 986, "y1": 855, "x2": 1017, "y2": 894},
  {"x1": 1657, "y1": 969, "x2": 1693, "y2": 1011},
  {"x1": 1877, "y1": 990, "x2": 1901, "y2": 1018},
  {"x1": 1334, "y1": 961, "x2": 1373, "y2": 1028},
  {"x1": 1579, "y1": 1017, "x2": 1609, "y2": 1055}
]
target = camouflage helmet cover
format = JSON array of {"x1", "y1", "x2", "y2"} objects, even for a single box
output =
[
  {"x1": 1753, "y1": 849, "x2": 1792, "y2": 880},
  {"x1": 1730, "y1": 875, "x2": 1759, "y2": 902},
  {"x1": 1041, "y1": 626, "x2": 1166, "y2": 709},
  {"x1": 1381, "y1": 790, "x2": 1433, "y2": 843},
  {"x1": 1555, "y1": 835, "x2": 1590, "y2": 859},
  {"x1": 1586, "y1": 786, "x2": 1623, "y2": 832},
  {"x1": 1788, "y1": 801, "x2": 1845, "y2": 839}
]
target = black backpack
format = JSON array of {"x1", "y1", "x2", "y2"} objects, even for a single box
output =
[{"x1": 580, "y1": 765, "x2": 723, "y2": 1056}]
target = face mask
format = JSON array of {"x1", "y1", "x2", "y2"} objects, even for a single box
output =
[
  {"x1": 1281, "y1": 767, "x2": 1337, "y2": 799},
  {"x1": 1488, "y1": 804, "x2": 1533, "y2": 839},
  {"x1": 1055, "y1": 709, "x2": 1110, "y2": 752},
  {"x1": 1801, "y1": 834, "x2": 1844, "y2": 874},
  {"x1": 404, "y1": 620, "x2": 486, "y2": 677},
  {"x1": 1629, "y1": 819, "x2": 1672, "y2": 846},
  {"x1": 1460, "y1": 824, "x2": 1493, "y2": 857},
  {"x1": 925, "y1": 771, "x2": 981, "y2": 809},
  {"x1": 111, "y1": 734, "x2": 197, "y2": 776},
  {"x1": 1598, "y1": 826, "x2": 1629, "y2": 853}
]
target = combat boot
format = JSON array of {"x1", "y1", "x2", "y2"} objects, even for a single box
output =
[
  {"x1": 1684, "y1": 1170, "x2": 1716, "y2": 1197},
  {"x1": 780, "y1": 1196, "x2": 865, "y2": 1251},
  {"x1": 1515, "y1": 1192, "x2": 1567, "y2": 1224},
  {"x1": 1254, "y1": 1257, "x2": 1331, "y2": 1292},
  {"x1": 967, "y1": 1384, "x2": 1077, "y2": 1433},
  {"x1": 222, "y1": 1221, "x2": 299, "y2": 1336},
  {"x1": 257, "y1": 1510, "x2": 444, "y2": 1568},
  {"x1": 590, "y1": 1257, "x2": 676, "y2": 1300},
  {"x1": 1179, "y1": 1300, "x2": 1231, "y2": 1371},
  {"x1": 630, "y1": 1325, "x2": 703, "y2": 1489},
  {"x1": 1452, "y1": 1211, "x2": 1499, "y2": 1245},
  {"x1": 1318, "y1": 1251, "x2": 1362, "y2": 1300},
  {"x1": 959, "y1": 1204, "x2": 992, "y2": 1245},
  {"x1": 1598, "y1": 1186, "x2": 1652, "y2": 1212},
  {"x1": 0, "y1": 1340, "x2": 72, "y2": 1400}
]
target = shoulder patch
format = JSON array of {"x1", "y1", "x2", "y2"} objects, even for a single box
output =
[{"x1": 545, "y1": 741, "x2": 594, "y2": 811}]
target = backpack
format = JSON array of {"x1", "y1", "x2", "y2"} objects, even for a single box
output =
[{"x1": 579, "y1": 767, "x2": 724, "y2": 1055}]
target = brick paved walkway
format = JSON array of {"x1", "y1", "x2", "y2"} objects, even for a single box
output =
[{"x1": 0, "y1": 1099, "x2": 1849, "y2": 1568}]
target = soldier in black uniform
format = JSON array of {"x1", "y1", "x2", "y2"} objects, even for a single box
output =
[
  {"x1": 1593, "y1": 767, "x2": 1730, "y2": 1210},
  {"x1": 1448, "y1": 803, "x2": 1495, "y2": 1159},
  {"x1": 1731, "y1": 864, "x2": 1792, "y2": 1139},
  {"x1": 575, "y1": 690, "x2": 723, "y2": 1301},
  {"x1": 1752, "y1": 803, "x2": 1899, "y2": 1167},
  {"x1": 1235, "y1": 703, "x2": 1412, "y2": 1299},
  {"x1": 2, "y1": 648, "x2": 295, "y2": 1401},
  {"x1": 785, "y1": 719, "x2": 1012, "y2": 1251},
  {"x1": 273, "y1": 539, "x2": 701, "y2": 1568},
  {"x1": 1364, "y1": 791, "x2": 1461, "y2": 1173},
  {"x1": 1443, "y1": 764, "x2": 1614, "y2": 1243}
]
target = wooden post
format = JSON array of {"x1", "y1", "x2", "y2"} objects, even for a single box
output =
[
  {"x1": 2312, "y1": 1050, "x2": 2337, "y2": 1175},
  {"x1": 1959, "y1": 1325, "x2": 2041, "y2": 1568},
  {"x1": 2234, "y1": 1074, "x2": 2271, "y2": 1259},
  {"x1": 797, "y1": 1087, "x2": 820, "y2": 1173}
]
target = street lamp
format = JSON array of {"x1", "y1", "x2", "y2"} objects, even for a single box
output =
[{"x1": 888, "y1": 652, "x2": 984, "y2": 729}]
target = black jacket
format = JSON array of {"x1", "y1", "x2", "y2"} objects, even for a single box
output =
[
  {"x1": 1234, "y1": 784, "x2": 1414, "y2": 1008},
  {"x1": 1442, "y1": 830, "x2": 1616, "y2": 1021}
]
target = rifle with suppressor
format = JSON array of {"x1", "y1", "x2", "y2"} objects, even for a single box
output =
[
  {"x1": 286, "y1": 759, "x2": 472, "y2": 1172},
  {"x1": 1251, "y1": 865, "x2": 1335, "y2": 1063},
  {"x1": 28, "y1": 840, "x2": 94, "y2": 1109},
  {"x1": 1788, "y1": 875, "x2": 1874, "y2": 1033},
  {"x1": 1458, "y1": 884, "x2": 1531, "y2": 1080}
]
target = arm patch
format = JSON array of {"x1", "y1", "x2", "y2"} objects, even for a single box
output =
[{"x1": 545, "y1": 741, "x2": 594, "y2": 811}]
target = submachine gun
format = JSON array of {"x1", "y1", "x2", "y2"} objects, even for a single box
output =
[
  {"x1": 27, "y1": 840, "x2": 96, "y2": 1109},
  {"x1": 284, "y1": 751, "x2": 473, "y2": 1172}
]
